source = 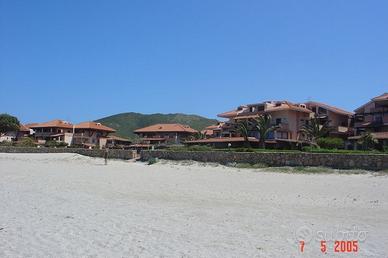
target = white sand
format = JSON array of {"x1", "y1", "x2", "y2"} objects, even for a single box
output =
[{"x1": 0, "y1": 153, "x2": 387, "y2": 257}]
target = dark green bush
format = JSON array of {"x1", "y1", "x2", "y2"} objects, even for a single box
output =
[
  {"x1": 44, "y1": 140, "x2": 68, "y2": 148},
  {"x1": 0, "y1": 141, "x2": 14, "y2": 146},
  {"x1": 148, "y1": 157, "x2": 159, "y2": 165},
  {"x1": 233, "y1": 148, "x2": 255, "y2": 152},
  {"x1": 169, "y1": 145, "x2": 213, "y2": 152},
  {"x1": 317, "y1": 137, "x2": 344, "y2": 149},
  {"x1": 16, "y1": 137, "x2": 36, "y2": 147}
]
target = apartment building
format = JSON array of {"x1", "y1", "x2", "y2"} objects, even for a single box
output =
[
  {"x1": 349, "y1": 93, "x2": 388, "y2": 146},
  {"x1": 219, "y1": 100, "x2": 313, "y2": 141},
  {"x1": 304, "y1": 101, "x2": 353, "y2": 138}
]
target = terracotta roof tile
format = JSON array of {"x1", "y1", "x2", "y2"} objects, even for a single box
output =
[
  {"x1": 28, "y1": 120, "x2": 73, "y2": 129},
  {"x1": 372, "y1": 93, "x2": 388, "y2": 101},
  {"x1": 75, "y1": 122, "x2": 115, "y2": 132},
  {"x1": 134, "y1": 124, "x2": 197, "y2": 133},
  {"x1": 305, "y1": 101, "x2": 353, "y2": 116},
  {"x1": 19, "y1": 124, "x2": 30, "y2": 132}
]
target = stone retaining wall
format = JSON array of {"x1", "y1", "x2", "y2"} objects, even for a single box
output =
[
  {"x1": 0, "y1": 147, "x2": 136, "y2": 160},
  {"x1": 141, "y1": 150, "x2": 388, "y2": 171}
]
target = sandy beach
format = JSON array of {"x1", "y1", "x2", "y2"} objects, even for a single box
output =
[{"x1": 0, "y1": 153, "x2": 387, "y2": 257}]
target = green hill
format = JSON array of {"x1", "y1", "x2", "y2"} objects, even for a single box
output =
[{"x1": 95, "y1": 112, "x2": 218, "y2": 139}]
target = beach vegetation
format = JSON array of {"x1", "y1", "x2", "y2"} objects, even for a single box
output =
[
  {"x1": 252, "y1": 114, "x2": 278, "y2": 149},
  {"x1": 300, "y1": 117, "x2": 331, "y2": 147},
  {"x1": 44, "y1": 140, "x2": 68, "y2": 148},
  {"x1": 316, "y1": 137, "x2": 344, "y2": 149},
  {"x1": 357, "y1": 132, "x2": 378, "y2": 150},
  {"x1": 16, "y1": 137, "x2": 36, "y2": 147},
  {"x1": 148, "y1": 157, "x2": 159, "y2": 165},
  {"x1": 236, "y1": 120, "x2": 251, "y2": 148}
]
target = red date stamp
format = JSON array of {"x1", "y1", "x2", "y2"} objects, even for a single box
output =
[
  {"x1": 299, "y1": 240, "x2": 359, "y2": 253},
  {"x1": 295, "y1": 225, "x2": 367, "y2": 254}
]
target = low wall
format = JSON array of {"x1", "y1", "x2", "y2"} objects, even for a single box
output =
[
  {"x1": 0, "y1": 147, "x2": 136, "y2": 160},
  {"x1": 141, "y1": 150, "x2": 388, "y2": 171}
]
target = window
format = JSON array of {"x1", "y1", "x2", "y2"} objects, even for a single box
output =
[
  {"x1": 318, "y1": 107, "x2": 327, "y2": 114},
  {"x1": 276, "y1": 118, "x2": 282, "y2": 125}
]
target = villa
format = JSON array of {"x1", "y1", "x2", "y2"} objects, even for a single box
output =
[
  {"x1": 28, "y1": 120, "x2": 74, "y2": 145},
  {"x1": 100, "y1": 135, "x2": 132, "y2": 149},
  {"x1": 134, "y1": 123, "x2": 198, "y2": 146},
  {"x1": 73, "y1": 122, "x2": 116, "y2": 148}
]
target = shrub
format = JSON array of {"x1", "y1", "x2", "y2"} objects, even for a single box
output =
[
  {"x1": 316, "y1": 137, "x2": 344, "y2": 149},
  {"x1": 0, "y1": 141, "x2": 14, "y2": 146},
  {"x1": 187, "y1": 145, "x2": 213, "y2": 152},
  {"x1": 302, "y1": 146, "x2": 318, "y2": 152},
  {"x1": 148, "y1": 157, "x2": 159, "y2": 165},
  {"x1": 233, "y1": 148, "x2": 255, "y2": 152},
  {"x1": 16, "y1": 137, "x2": 36, "y2": 147},
  {"x1": 44, "y1": 140, "x2": 68, "y2": 148},
  {"x1": 169, "y1": 145, "x2": 213, "y2": 152}
]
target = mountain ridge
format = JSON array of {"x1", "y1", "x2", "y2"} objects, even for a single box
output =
[{"x1": 95, "y1": 112, "x2": 218, "y2": 139}]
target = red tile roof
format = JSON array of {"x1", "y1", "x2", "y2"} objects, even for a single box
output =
[
  {"x1": 201, "y1": 129, "x2": 214, "y2": 136},
  {"x1": 372, "y1": 93, "x2": 388, "y2": 101},
  {"x1": 28, "y1": 120, "x2": 73, "y2": 129},
  {"x1": 217, "y1": 110, "x2": 239, "y2": 118},
  {"x1": 75, "y1": 122, "x2": 116, "y2": 132},
  {"x1": 305, "y1": 101, "x2": 353, "y2": 116},
  {"x1": 19, "y1": 124, "x2": 30, "y2": 132},
  {"x1": 266, "y1": 103, "x2": 312, "y2": 114},
  {"x1": 106, "y1": 135, "x2": 131, "y2": 142},
  {"x1": 134, "y1": 124, "x2": 197, "y2": 133}
]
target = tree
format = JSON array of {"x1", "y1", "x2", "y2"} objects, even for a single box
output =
[
  {"x1": 357, "y1": 132, "x2": 378, "y2": 150},
  {"x1": 253, "y1": 114, "x2": 278, "y2": 149},
  {"x1": 236, "y1": 119, "x2": 251, "y2": 148},
  {"x1": 0, "y1": 114, "x2": 20, "y2": 134},
  {"x1": 194, "y1": 131, "x2": 206, "y2": 140},
  {"x1": 300, "y1": 117, "x2": 331, "y2": 147}
]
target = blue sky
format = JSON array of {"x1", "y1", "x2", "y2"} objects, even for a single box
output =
[{"x1": 1, "y1": 0, "x2": 387, "y2": 123}]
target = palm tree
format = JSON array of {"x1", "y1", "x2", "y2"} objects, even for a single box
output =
[
  {"x1": 357, "y1": 132, "x2": 378, "y2": 150},
  {"x1": 194, "y1": 131, "x2": 206, "y2": 140},
  {"x1": 253, "y1": 114, "x2": 278, "y2": 149},
  {"x1": 300, "y1": 117, "x2": 331, "y2": 147},
  {"x1": 236, "y1": 119, "x2": 251, "y2": 148}
]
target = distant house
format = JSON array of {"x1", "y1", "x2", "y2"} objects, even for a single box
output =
[
  {"x1": 28, "y1": 120, "x2": 74, "y2": 145},
  {"x1": 0, "y1": 124, "x2": 31, "y2": 142},
  {"x1": 201, "y1": 123, "x2": 224, "y2": 138},
  {"x1": 73, "y1": 122, "x2": 116, "y2": 148},
  {"x1": 134, "y1": 123, "x2": 198, "y2": 146},
  {"x1": 304, "y1": 101, "x2": 353, "y2": 138},
  {"x1": 348, "y1": 93, "x2": 388, "y2": 147},
  {"x1": 100, "y1": 135, "x2": 132, "y2": 149}
]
